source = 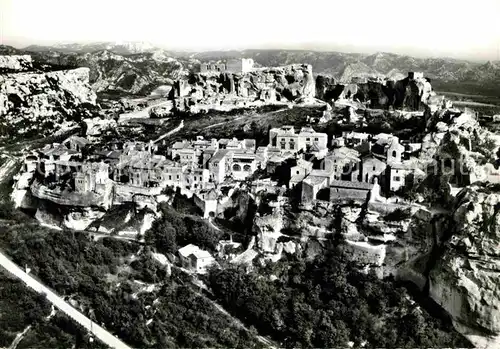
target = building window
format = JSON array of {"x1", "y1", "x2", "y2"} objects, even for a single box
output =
[
  {"x1": 177, "y1": 175, "x2": 180, "y2": 179},
  {"x1": 372, "y1": 166, "x2": 376, "y2": 171},
  {"x1": 296, "y1": 170, "x2": 300, "y2": 175},
  {"x1": 392, "y1": 150, "x2": 397, "y2": 158},
  {"x1": 315, "y1": 137, "x2": 319, "y2": 141},
  {"x1": 393, "y1": 176, "x2": 401, "y2": 181},
  {"x1": 243, "y1": 165, "x2": 251, "y2": 171},
  {"x1": 290, "y1": 143, "x2": 294, "y2": 150},
  {"x1": 233, "y1": 164, "x2": 241, "y2": 171},
  {"x1": 306, "y1": 138, "x2": 310, "y2": 142},
  {"x1": 281, "y1": 143, "x2": 286, "y2": 149},
  {"x1": 169, "y1": 175, "x2": 172, "y2": 180}
]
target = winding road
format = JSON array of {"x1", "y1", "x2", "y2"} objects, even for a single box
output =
[{"x1": 0, "y1": 252, "x2": 132, "y2": 349}]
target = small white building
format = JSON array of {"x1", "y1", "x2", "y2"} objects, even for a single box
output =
[
  {"x1": 178, "y1": 244, "x2": 215, "y2": 274},
  {"x1": 268, "y1": 126, "x2": 328, "y2": 155},
  {"x1": 194, "y1": 189, "x2": 218, "y2": 218},
  {"x1": 230, "y1": 152, "x2": 258, "y2": 180}
]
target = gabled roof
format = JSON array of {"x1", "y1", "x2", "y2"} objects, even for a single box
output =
[
  {"x1": 362, "y1": 155, "x2": 386, "y2": 166},
  {"x1": 178, "y1": 244, "x2": 199, "y2": 258},
  {"x1": 290, "y1": 173, "x2": 307, "y2": 183},
  {"x1": 209, "y1": 149, "x2": 230, "y2": 163},
  {"x1": 178, "y1": 244, "x2": 213, "y2": 260},
  {"x1": 40, "y1": 144, "x2": 78, "y2": 157},
  {"x1": 192, "y1": 249, "x2": 213, "y2": 259},
  {"x1": 330, "y1": 180, "x2": 373, "y2": 190},
  {"x1": 295, "y1": 159, "x2": 313, "y2": 170},
  {"x1": 172, "y1": 141, "x2": 191, "y2": 149},
  {"x1": 65, "y1": 135, "x2": 89, "y2": 147},
  {"x1": 303, "y1": 175, "x2": 328, "y2": 186}
]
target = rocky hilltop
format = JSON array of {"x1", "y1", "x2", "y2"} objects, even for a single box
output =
[
  {"x1": 170, "y1": 64, "x2": 316, "y2": 112},
  {"x1": 3, "y1": 44, "x2": 499, "y2": 97},
  {"x1": 195, "y1": 50, "x2": 500, "y2": 87},
  {"x1": 0, "y1": 55, "x2": 33, "y2": 73},
  {"x1": 0, "y1": 56, "x2": 97, "y2": 140},
  {"x1": 0, "y1": 45, "x2": 192, "y2": 95},
  {"x1": 28, "y1": 49, "x2": 191, "y2": 95},
  {"x1": 316, "y1": 72, "x2": 435, "y2": 110}
]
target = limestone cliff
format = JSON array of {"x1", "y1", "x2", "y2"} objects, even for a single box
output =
[
  {"x1": 170, "y1": 64, "x2": 315, "y2": 112},
  {"x1": 429, "y1": 183, "x2": 500, "y2": 337},
  {"x1": 0, "y1": 55, "x2": 33, "y2": 73},
  {"x1": 315, "y1": 73, "x2": 435, "y2": 111},
  {"x1": 0, "y1": 64, "x2": 97, "y2": 140},
  {"x1": 421, "y1": 108, "x2": 499, "y2": 185}
]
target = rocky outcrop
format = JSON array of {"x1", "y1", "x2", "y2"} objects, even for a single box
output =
[
  {"x1": 316, "y1": 73, "x2": 436, "y2": 111},
  {"x1": 429, "y1": 183, "x2": 500, "y2": 337},
  {"x1": 4, "y1": 44, "x2": 498, "y2": 96},
  {"x1": 27, "y1": 49, "x2": 191, "y2": 95},
  {"x1": 420, "y1": 108, "x2": 500, "y2": 188},
  {"x1": 0, "y1": 55, "x2": 33, "y2": 72},
  {"x1": 170, "y1": 64, "x2": 315, "y2": 112},
  {"x1": 0, "y1": 66, "x2": 97, "y2": 140}
]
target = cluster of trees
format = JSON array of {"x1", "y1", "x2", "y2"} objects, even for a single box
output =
[
  {"x1": 17, "y1": 313, "x2": 107, "y2": 349},
  {"x1": 145, "y1": 202, "x2": 222, "y2": 254},
  {"x1": 0, "y1": 225, "x2": 139, "y2": 297},
  {"x1": 208, "y1": 251, "x2": 471, "y2": 349},
  {"x1": 91, "y1": 278, "x2": 263, "y2": 348},
  {"x1": 0, "y1": 270, "x2": 106, "y2": 348},
  {"x1": 0, "y1": 271, "x2": 52, "y2": 347},
  {"x1": 1, "y1": 223, "x2": 263, "y2": 348}
]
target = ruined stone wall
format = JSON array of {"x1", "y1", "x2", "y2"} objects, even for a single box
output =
[
  {"x1": 171, "y1": 64, "x2": 315, "y2": 110},
  {"x1": 330, "y1": 187, "x2": 369, "y2": 201},
  {"x1": 315, "y1": 73, "x2": 434, "y2": 111}
]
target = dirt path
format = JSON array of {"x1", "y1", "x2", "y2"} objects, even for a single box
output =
[
  {"x1": 8, "y1": 325, "x2": 31, "y2": 349},
  {"x1": 154, "y1": 120, "x2": 184, "y2": 143}
]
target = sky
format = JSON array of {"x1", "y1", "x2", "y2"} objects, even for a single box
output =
[{"x1": 1, "y1": 0, "x2": 499, "y2": 61}]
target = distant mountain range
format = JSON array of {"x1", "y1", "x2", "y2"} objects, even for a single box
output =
[{"x1": 1, "y1": 42, "x2": 499, "y2": 97}]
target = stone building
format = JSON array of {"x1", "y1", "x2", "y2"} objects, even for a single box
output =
[
  {"x1": 361, "y1": 155, "x2": 387, "y2": 184},
  {"x1": 330, "y1": 180, "x2": 373, "y2": 201},
  {"x1": 289, "y1": 159, "x2": 314, "y2": 188},
  {"x1": 199, "y1": 58, "x2": 254, "y2": 74},
  {"x1": 178, "y1": 244, "x2": 216, "y2": 274},
  {"x1": 371, "y1": 134, "x2": 405, "y2": 163},
  {"x1": 63, "y1": 135, "x2": 90, "y2": 152},
  {"x1": 408, "y1": 72, "x2": 424, "y2": 80},
  {"x1": 230, "y1": 152, "x2": 258, "y2": 180},
  {"x1": 194, "y1": 188, "x2": 218, "y2": 218},
  {"x1": 268, "y1": 126, "x2": 328, "y2": 155},
  {"x1": 74, "y1": 162, "x2": 110, "y2": 193},
  {"x1": 208, "y1": 150, "x2": 230, "y2": 184}
]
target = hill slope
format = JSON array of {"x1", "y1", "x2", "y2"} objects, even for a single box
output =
[{"x1": 2, "y1": 44, "x2": 499, "y2": 97}]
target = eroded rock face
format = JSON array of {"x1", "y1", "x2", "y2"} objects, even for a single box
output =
[
  {"x1": 315, "y1": 74, "x2": 436, "y2": 111},
  {"x1": 0, "y1": 66, "x2": 97, "y2": 139},
  {"x1": 29, "y1": 50, "x2": 190, "y2": 95},
  {"x1": 429, "y1": 183, "x2": 500, "y2": 335},
  {"x1": 0, "y1": 55, "x2": 33, "y2": 72},
  {"x1": 170, "y1": 64, "x2": 315, "y2": 111}
]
